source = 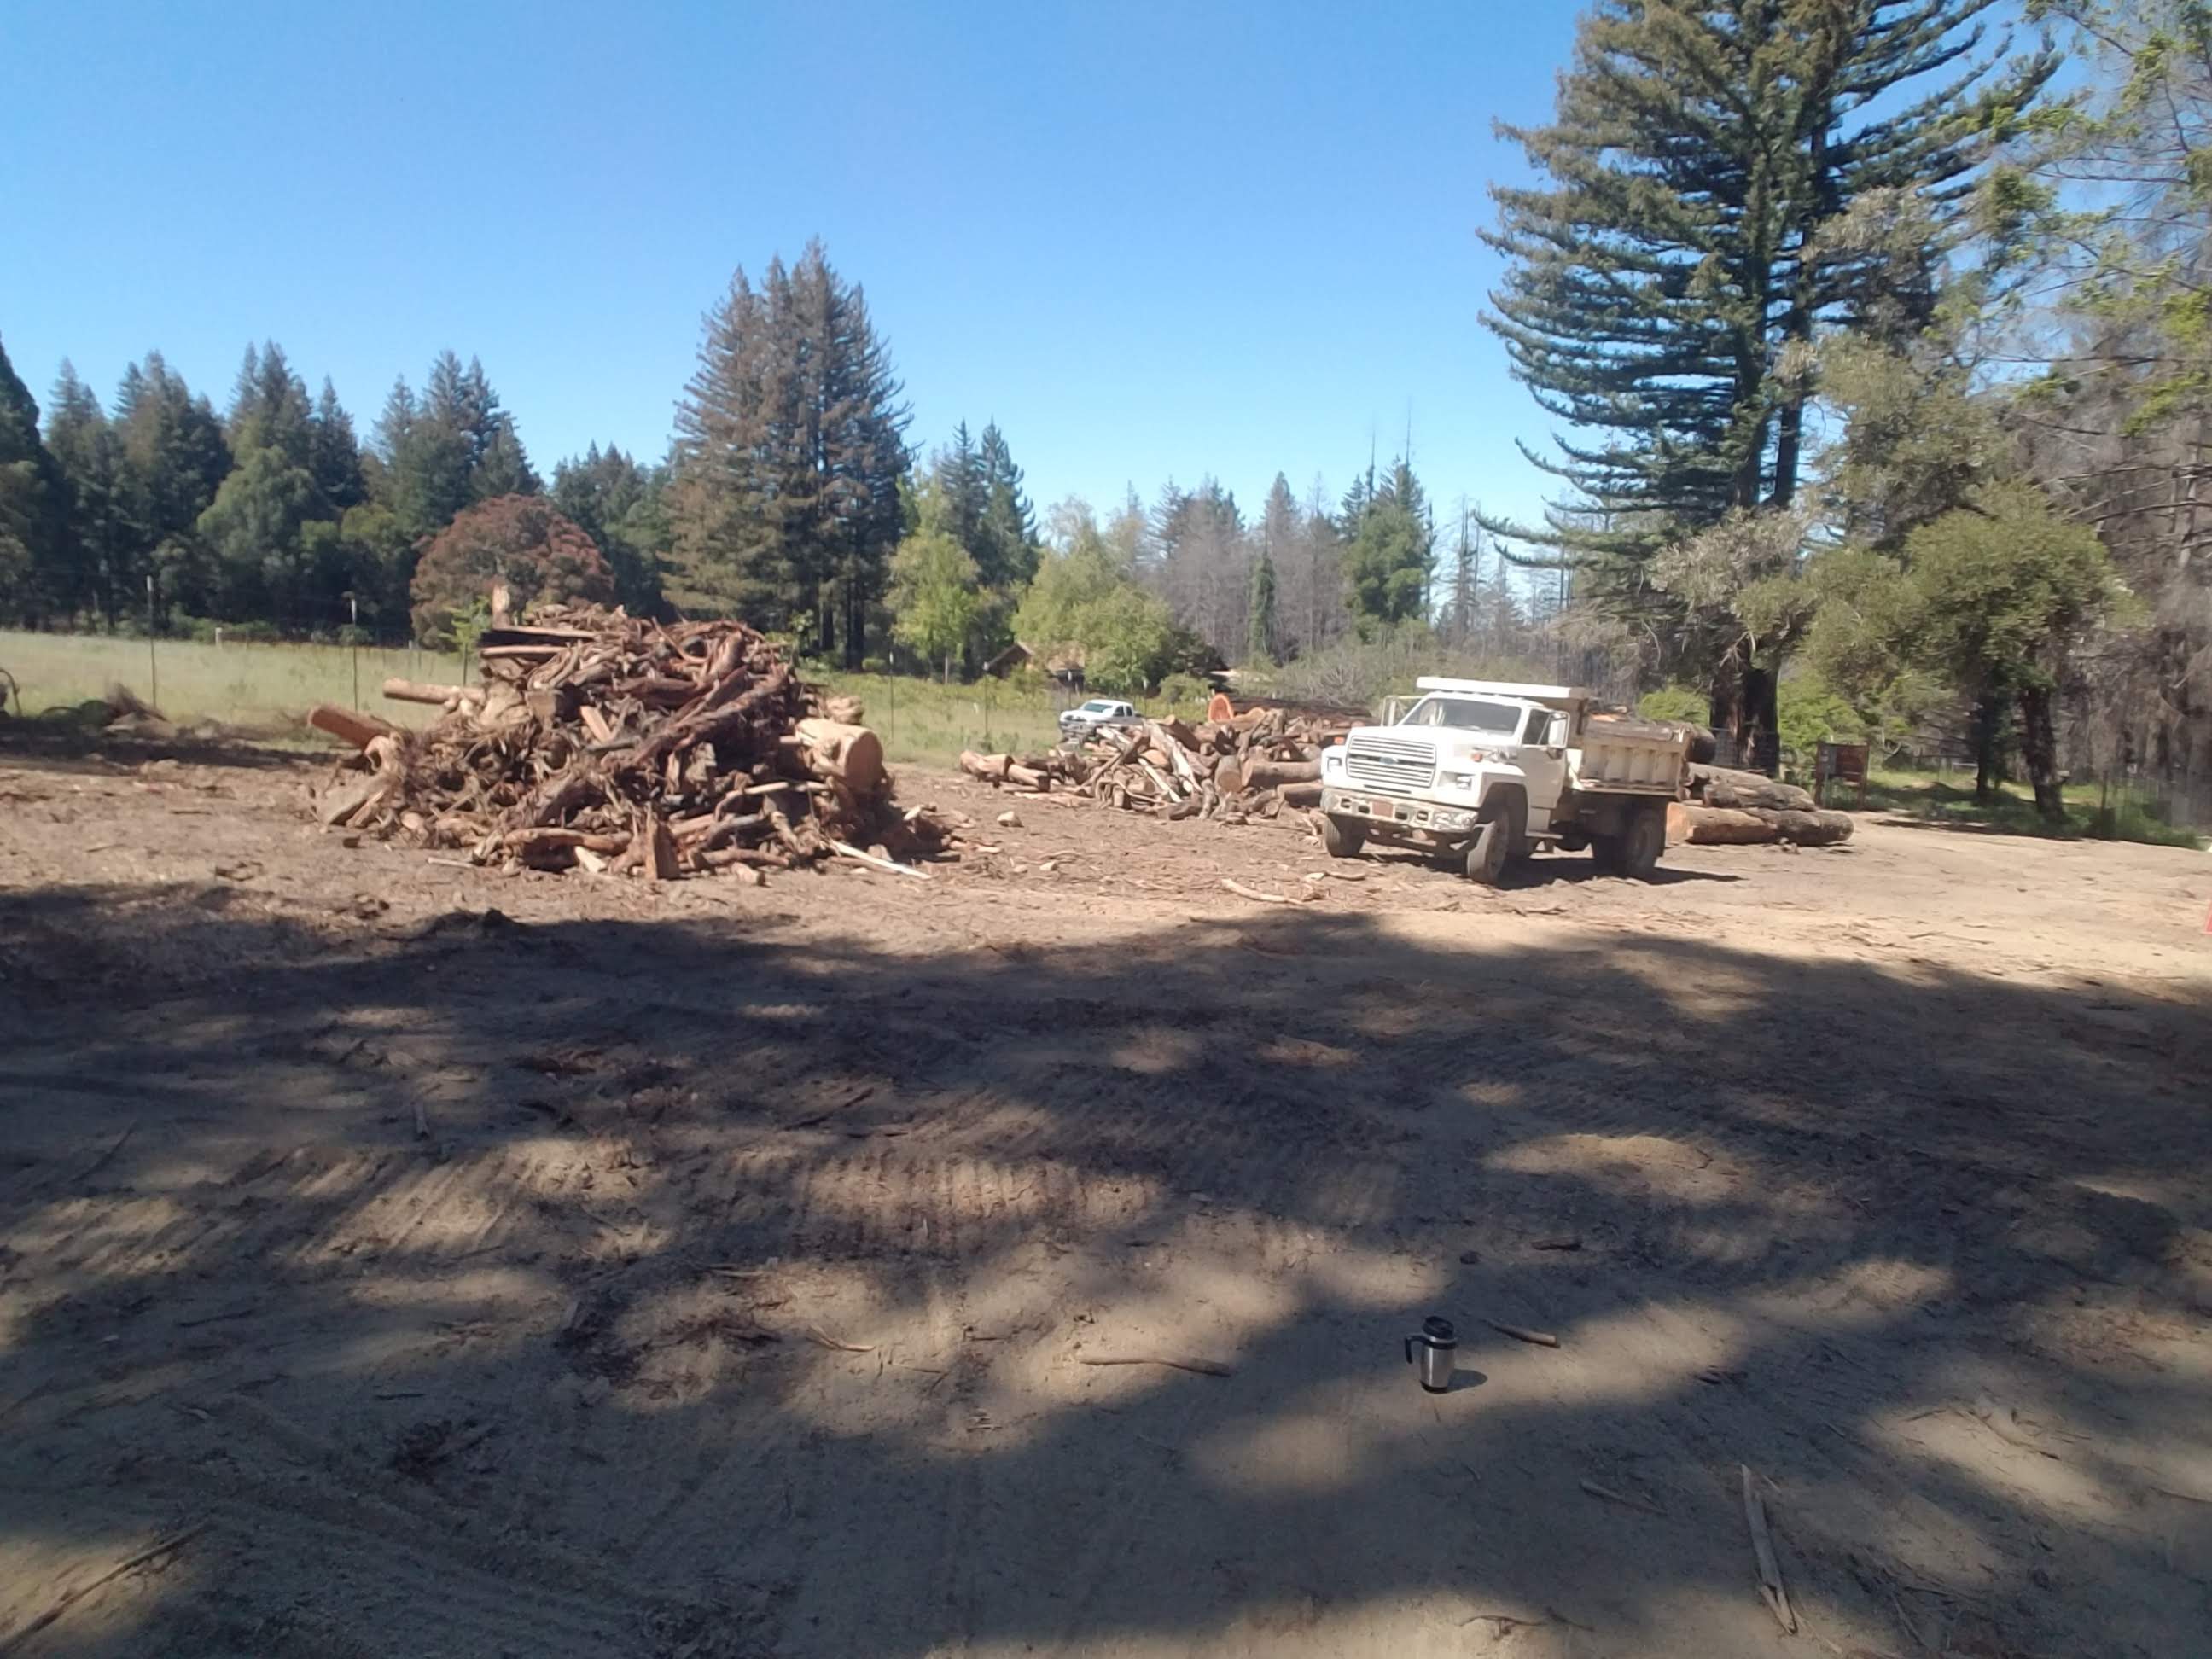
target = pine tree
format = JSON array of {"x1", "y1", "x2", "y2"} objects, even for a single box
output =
[
  {"x1": 937, "y1": 422, "x2": 987, "y2": 556},
  {"x1": 309, "y1": 380, "x2": 366, "y2": 512},
  {"x1": 1482, "y1": 1, "x2": 2053, "y2": 579},
  {"x1": 45, "y1": 361, "x2": 133, "y2": 627},
  {"x1": 1254, "y1": 473, "x2": 1301, "y2": 663},
  {"x1": 1449, "y1": 504, "x2": 1478, "y2": 647},
  {"x1": 1247, "y1": 547, "x2": 1278, "y2": 665},
  {"x1": 975, "y1": 422, "x2": 1039, "y2": 590},
  {"x1": 227, "y1": 341, "x2": 315, "y2": 469},
  {"x1": 552, "y1": 443, "x2": 666, "y2": 615},
  {"x1": 0, "y1": 333, "x2": 73, "y2": 625},
  {"x1": 374, "y1": 354, "x2": 535, "y2": 539},
  {"x1": 1342, "y1": 456, "x2": 1435, "y2": 631},
  {"x1": 113, "y1": 352, "x2": 232, "y2": 621},
  {"x1": 671, "y1": 241, "x2": 908, "y2": 662}
]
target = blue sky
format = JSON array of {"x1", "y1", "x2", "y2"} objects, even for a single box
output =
[{"x1": 3, "y1": 0, "x2": 1582, "y2": 544}]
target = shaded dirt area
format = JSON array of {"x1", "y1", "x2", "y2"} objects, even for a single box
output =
[{"x1": 2, "y1": 742, "x2": 2209, "y2": 1656}]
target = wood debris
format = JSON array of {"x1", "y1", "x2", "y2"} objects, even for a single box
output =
[
  {"x1": 305, "y1": 604, "x2": 951, "y2": 884},
  {"x1": 1076, "y1": 1353, "x2": 1236, "y2": 1377},
  {"x1": 1741, "y1": 1464, "x2": 1798, "y2": 1633},
  {"x1": 1486, "y1": 1319, "x2": 1561, "y2": 1348},
  {"x1": 958, "y1": 699, "x2": 1358, "y2": 822}
]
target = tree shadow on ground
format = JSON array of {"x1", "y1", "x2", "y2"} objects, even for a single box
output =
[
  {"x1": 0, "y1": 873, "x2": 2207, "y2": 1657},
  {"x1": 0, "y1": 723, "x2": 313, "y2": 775}
]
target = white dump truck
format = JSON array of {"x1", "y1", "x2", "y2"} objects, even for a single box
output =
[{"x1": 1318, "y1": 678, "x2": 1689, "y2": 882}]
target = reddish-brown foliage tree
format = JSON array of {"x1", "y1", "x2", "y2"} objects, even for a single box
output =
[{"x1": 409, "y1": 494, "x2": 614, "y2": 643}]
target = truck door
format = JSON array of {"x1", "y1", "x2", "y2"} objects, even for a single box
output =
[{"x1": 1519, "y1": 707, "x2": 1569, "y2": 827}]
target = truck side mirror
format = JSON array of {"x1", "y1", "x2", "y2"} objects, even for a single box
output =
[{"x1": 1548, "y1": 713, "x2": 1571, "y2": 746}]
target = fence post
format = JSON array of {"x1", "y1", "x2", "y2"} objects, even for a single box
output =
[{"x1": 144, "y1": 573, "x2": 158, "y2": 711}]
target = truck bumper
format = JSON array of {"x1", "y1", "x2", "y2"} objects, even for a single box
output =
[{"x1": 1322, "y1": 788, "x2": 1478, "y2": 837}]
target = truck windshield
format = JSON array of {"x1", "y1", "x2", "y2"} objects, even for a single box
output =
[{"x1": 1400, "y1": 696, "x2": 1519, "y2": 733}]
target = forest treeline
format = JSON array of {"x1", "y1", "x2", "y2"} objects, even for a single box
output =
[
  {"x1": 0, "y1": 236, "x2": 1550, "y2": 686},
  {"x1": 4, "y1": 2, "x2": 2210, "y2": 824}
]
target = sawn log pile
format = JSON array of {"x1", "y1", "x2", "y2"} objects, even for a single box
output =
[
  {"x1": 1669, "y1": 765, "x2": 1854, "y2": 847},
  {"x1": 958, "y1": 702, "x2": 1357, "y2": 821},
  {"x1": 306, "y1": 606, "x2": 948, "y2": 882}
]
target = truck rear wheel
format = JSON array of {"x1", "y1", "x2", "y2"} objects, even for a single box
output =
[
  {"x1": 1321, "y1": 815, "x2": 1365, "y2": 858},
  {"x1": 1619, "y1": 801, "x2": 1666, "y2": 879}
]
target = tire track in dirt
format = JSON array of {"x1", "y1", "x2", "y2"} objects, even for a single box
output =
[{"x1": 131, "y1": 1400, "x2": 700, "y2": 1657}]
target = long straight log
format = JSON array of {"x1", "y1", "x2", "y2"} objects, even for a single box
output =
[
  {"x1": 1243, "y1": 757, "x2": 1322, "y2": 792},
  {"x1": 380, "y1": 678, "x2": 481, "y2": 708},
  {"x1": 1668, "y1": 803, "x2": 1777, "y2": 845},
  {"x1": 1692, "y1": 765, "x2": 1815, "y2": 812},
  {"x1": 308, "y1": 704, "x2": 401, "y2": 749},
  {"x1": 1749, "y1": 807, "x2": 1854, "y2": 845}
]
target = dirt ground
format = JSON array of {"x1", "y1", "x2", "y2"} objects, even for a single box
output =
[{"x1": 3, "y1": 736, "x2": 2209, "y2": 1658}]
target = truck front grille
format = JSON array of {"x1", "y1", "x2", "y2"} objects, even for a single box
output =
[{"x1": 1342, "y1": 736, "x2": 1436, "y2": 794}]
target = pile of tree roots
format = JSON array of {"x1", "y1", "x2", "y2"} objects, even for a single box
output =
[
  {"x1": 306, "y1": 604, "x2": 948, "y2": 883},
  {"x1": 959, "y1": 701, "x2": 1359, "y2": 822}
]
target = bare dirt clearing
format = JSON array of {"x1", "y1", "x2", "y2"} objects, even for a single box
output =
[{"x1": 3, "y1": 740, "x2": 2209, "y2": 1657}]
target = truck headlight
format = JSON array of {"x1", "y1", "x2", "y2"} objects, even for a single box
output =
[
  {"x1": 1323, "y1": 750, "x2": 1343, "y2": 775},
  {"x1": 1445, "y1": 771, "x2": 1478, "y2": 790}
]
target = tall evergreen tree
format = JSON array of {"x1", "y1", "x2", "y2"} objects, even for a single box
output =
[
  {"x1": 552, "y1": 443, "x2": 666, "y2": 615},
  {"x1": 1481, "y1": 0, "x2": 2052, "y2": 758},
  {"x1": 113, "y1": 352, "x2": 231, "y2": 620},
  {"x1": 1247, "y1": 546, "x2": 1278, "y2": 665},
  {"x1": 937, "y1": 422, "x2": 987, "y2": 557},
  {"x1": 0, "y1": 334, "x2": 73, "y2": 625},
  {"x1": 375, "y1": 353, "x2": 535, "y2": 538},
  {"x1": 1254, "y1": 474, "x2": 1301, "y2": 661},
  {"x1": 226, "y1": 341, "x2": 315, "y2": 468},
  {"x1": 44, "y1": 362, "x2": 133, "y2": 627},
  {"x1": 671, "y1": 241, "x2": 909, "y2": 663},
  {"x1": 1342, "y1": 456, "x2": 1435, "y2": 631},
  {"x1": 1448, "y1": 503, "x2": 1480, "y2": 647},
  {"x1": 310, "y1": 379, "x2": 366, "y2": 513},
  {"x1": 1481, "y1": 2, "x2": 2053, "y2": 576},
  {"x1": 196, "y1": 444, "x2": 327, "y2": 622},
  {"x1": 975, "y1": 421, "x2": 1039, "y2": 590}
]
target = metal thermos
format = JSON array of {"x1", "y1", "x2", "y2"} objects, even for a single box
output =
[{"x1": 1405, "y1": 1316, "x2": 1456, "y2": 1394}]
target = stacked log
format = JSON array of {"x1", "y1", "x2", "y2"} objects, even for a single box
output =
[
  {"x1": 959, "y1": 701, "x2": 1357, "y2": 822},
  {"x1": 305, "y1": 604, "x2": 949, "y2": 882},
  {"x1": 1670, "y1": 765, "x2": 1854, "y2": 847}
]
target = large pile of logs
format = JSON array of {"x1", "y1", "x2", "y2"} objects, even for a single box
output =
[
  {"x1": 305, "y1": 605, "x2": 948, "y2": 882},
  {"x1": 959, "y1": 702, "x2": 1356, "y2": 821},
  {"x1": 1670, "y1": 765, "x2": 1854, "y2": 847}
]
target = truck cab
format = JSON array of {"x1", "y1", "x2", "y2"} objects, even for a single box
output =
[{"x1": 1318, "y1": 678, "x2": 1686, "y2": 883}]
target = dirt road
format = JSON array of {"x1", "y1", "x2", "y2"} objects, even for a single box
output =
[{"x1": 3, "y1": 742, "x2": 2209, "y2": 1656}]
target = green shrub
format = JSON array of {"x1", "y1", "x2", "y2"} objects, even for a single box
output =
[
  {"x1": 1159, "y1": 672, "x2": 1211, "y2": 707},
  {"x1": 1777, "y1": 674, "x2": 1866, "y2": 771},
  {"x1": 1636, "y1": 684, "x2": 1708, "y2": 724}
]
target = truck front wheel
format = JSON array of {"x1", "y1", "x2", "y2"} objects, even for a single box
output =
[
  {"x1": 1464, "y1": 821, "x2": 1509, "y2": 885},
  {"x1": 1321, "y1": 815, "x2": 1365, "y2": 858}
]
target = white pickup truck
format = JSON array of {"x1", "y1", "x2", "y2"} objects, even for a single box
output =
[{"x1": 1318, "y1": 678, "x2": 1688, "y2": 883}]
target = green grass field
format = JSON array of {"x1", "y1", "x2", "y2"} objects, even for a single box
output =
[
  {"x1": 1858, "y1": 765, "x2": 2205, "y2": 850},
  {"x1": 0, "y1": 632, "x2": 1208, "y2": 766},
  {"x1": 0, "y1": 628, "x2": 467, "y2": 735}
]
